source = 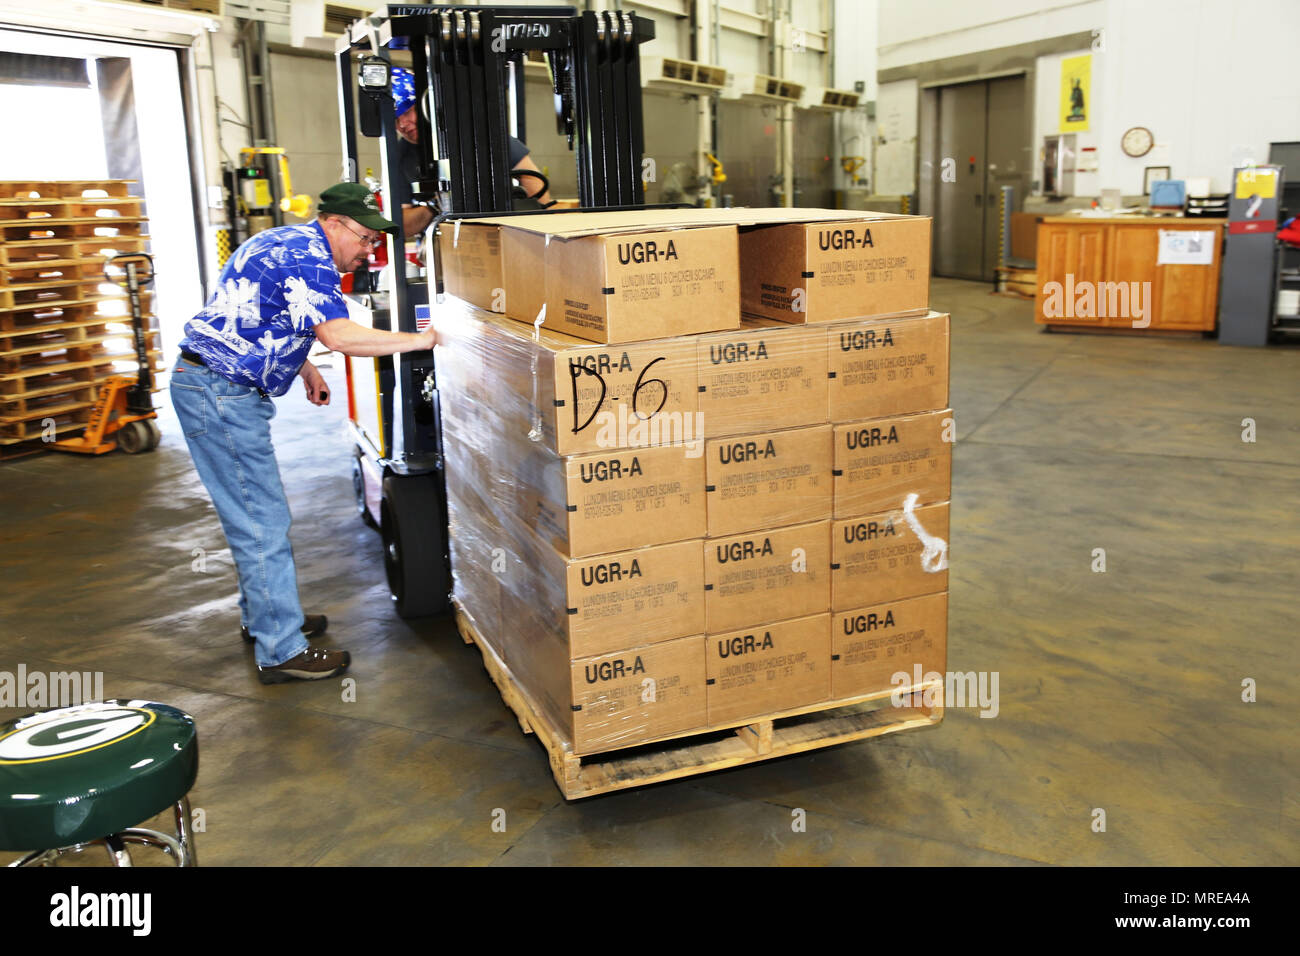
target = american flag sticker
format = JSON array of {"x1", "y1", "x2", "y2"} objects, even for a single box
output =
[{"x1": 415, "y1": 304, "x2": 432, "y2": 332}]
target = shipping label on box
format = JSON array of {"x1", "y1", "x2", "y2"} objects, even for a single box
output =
[
  {"x1": 570, "y1": 635, "x2": 707, "y2": 755},
  {"x1": 539, "y1": 223, "x2": 740, "y2": 344},
  {"x1": 831, "y1": 591, "x2": 948, "y2": 701},
  {"x1": 705, "y1": 424, "x2": 832, "y2": 536},
  {"x1": 562, "y1": 539, "x2": 706, "y2": 658},
  {"x1": 697, "y1": 322, "x2": 828, "y2": 437},
  {"x1": 833, "y1": 409, "x2": 952, "y2": 518},
  {"x1": 706, "y1": 612, "x2": 831, "y2": 726},
  {"x1": 740, "y1": 216, "x2": 931, "y2": 324},
  {"x1": 832, "y1": 502, "x2": 949, "y2": 610},
  {"x1": 705, "y1": 520, "x2": 831, "y2": 632},
  {"x1": 555, "y1": 445, "x2": 706, "y2": 557},
  {"x1": 827, "y1": 312, "x2": 950, "y2": 422}
]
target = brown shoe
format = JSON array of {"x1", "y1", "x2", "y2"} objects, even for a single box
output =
[
  {"x1": 257, "y1": 646, "x2": 351, "y2": 684},
  {"x1": 242, "y1": 614, "x2": 328, "y2": 645}
]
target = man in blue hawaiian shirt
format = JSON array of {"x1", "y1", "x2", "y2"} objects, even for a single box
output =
[{"x1": 171, "y1": 182, "x2": 437, "y2": 684}]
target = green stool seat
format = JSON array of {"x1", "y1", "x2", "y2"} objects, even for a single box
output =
[{"x1": 0, "y1": 700, "x2": 199, "y2": 866}]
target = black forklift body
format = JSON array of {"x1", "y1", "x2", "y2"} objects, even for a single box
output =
[{"x1": 336, "y1": 4, "x2": 656, "y2": 617}]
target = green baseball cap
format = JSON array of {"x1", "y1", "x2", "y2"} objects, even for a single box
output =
[{"x1": 317, "y1": 182, "x2": 398, "y2": 232}]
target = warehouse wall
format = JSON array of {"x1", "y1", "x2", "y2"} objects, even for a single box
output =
[
  {"x1": 877, "y1": 0, "x2": 1300, "y2": 197},
  {"x1": 794, "y1": 109, "x2": 836, "y2": 208},
  {"x1": 878, "y1": 0, "x2": 1104, "y2": 70},
  {"x1": 1032, "y1": 44, "x2": 1102, "y2": 197},
  {"x1": 718, "y1": 100, "x2": 779, "y2": 206},
  {"x1": 262, "y1": 49, "x2": 381, "y2": 215},
  {"x1": 269, "y1": 50, "x2": 340, "y2": 204},
  {"x1": 640, "y1": 90, "x2": 704, "y2": 205},
  {"x1": 831, "y1": 0, "x2": 877, "y2": 193},
  {"x1": 874, "y1": 79, "x2": 918, "y2": 196},
  {"x1": 1089, "y1": 0, "x2": 1300, "y2": 195}
]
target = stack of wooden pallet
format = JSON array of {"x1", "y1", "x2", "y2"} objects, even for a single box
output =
[
  {"x1": 435, "y1": 206, "x2": 952, "y2": 799},
  {"x1": 0, "y1": 180, "x2": 161, "y2": 458}
]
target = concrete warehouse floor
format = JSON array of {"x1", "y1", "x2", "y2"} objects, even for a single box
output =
[{"x1": 1, "y1": 277, "x2": 1296, "y2": 866}]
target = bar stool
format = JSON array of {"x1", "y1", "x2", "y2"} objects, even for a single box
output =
[{"x1": 0, "y1": 699, "x2": 199, "y2": 867}]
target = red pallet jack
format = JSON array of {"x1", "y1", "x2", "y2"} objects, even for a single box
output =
[{"x1": 53, "y1": 253, "x2": 161, "y2": 455}]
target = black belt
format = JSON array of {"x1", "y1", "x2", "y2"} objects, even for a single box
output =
[{"x1": 179, "y1": 350, "x2": 269, "y2": 398}]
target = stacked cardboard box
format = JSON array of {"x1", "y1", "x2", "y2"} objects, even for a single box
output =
[{"x1": 438, "y1": 208, "x2": 949, "y2": 756}]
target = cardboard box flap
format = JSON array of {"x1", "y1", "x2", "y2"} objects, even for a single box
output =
[
  {"x1": 466, "y1": 206, "x2": 927, "y2": 238},
  {"x1": 468, "y1": 209, "x2": 733, "y2": 239}
]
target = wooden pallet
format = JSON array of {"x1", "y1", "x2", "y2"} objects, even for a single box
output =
[
  {"x1": 0, "y1": 279, "x2": 88, "y2": 311},
  {"x1": 0, "y1": 198, "x2": 144, "y2": 221},
  {"x1": 0, "y1": 284, "x2": 151, "y2": 315},
  {"x1": 0, "y1": 403, "x2": 94, "y2": 441},
  {"x1": 1, "y1": 180, "x2": 135, "y2": 201},
  {"x1": 0, "y1": 236, "x2": 151, "y2": 266},
  {"x1": 0, "y1": 258, "x2": 99, "y2": 285},
  {"x1": 0, "y1": 309, "x2": 155, "y2": 338},
  {"x1": 994, "y1": 266, "x2": 1037, "y2": 300},
  {"x1": 1, "y1": 387, "x2": 97, "y2": 420},
  {"x1": 453, "y1": 604, "x2": 944, "y2": 800},
  {"x1": 0, "y1": 421, "x2": 93, "y2": 455},
  {"x1": 1, "y1": 293, "x2": 154, "y2": 320},
  {"x1": 0, "y1": 349, "x2": 163, "y2": 385},
  {"x1": 0, "y1": 217, "x2": 149, "y2": 242},
  {"x1": 0, "y1": 326, "x2": 160, "y2": 361}
]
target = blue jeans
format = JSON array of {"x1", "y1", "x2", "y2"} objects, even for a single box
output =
[{"x1": 169, "y1": 359, "x2": 308, "y2": 667}]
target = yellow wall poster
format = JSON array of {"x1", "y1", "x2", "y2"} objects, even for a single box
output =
[{"x1": 1060, "y1": 54, "x2": 1091, "y2": 132}]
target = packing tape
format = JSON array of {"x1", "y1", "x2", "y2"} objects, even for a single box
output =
[
  {"x1": 526, "y1": 304, "x2": 548, "y2": 443},
  {"x1": 902, "y1": 492, "x2": 948, "y2": 573},
  {"x1": 453, "y1": 220, "x2": 461, "y2": 248}
]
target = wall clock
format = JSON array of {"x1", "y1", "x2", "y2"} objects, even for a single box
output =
[{"x1": 1122, "y1": 126, "x2": 1154, "y2": 158}]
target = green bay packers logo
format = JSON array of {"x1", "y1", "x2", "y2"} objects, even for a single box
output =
[{"x1": 0, "y1": 706, "x2": 155, "y2": 764}]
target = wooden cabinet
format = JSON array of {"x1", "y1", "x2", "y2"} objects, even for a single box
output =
[
  {"x1": 1037, "y1": 223, "x2": 1109, "y2": 325},
  {"x1": 1035, "y1": 217, "x2": 1224, "y2": 333}
]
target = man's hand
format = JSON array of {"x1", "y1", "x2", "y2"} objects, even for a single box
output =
[
  {"x1": 300, "y1": 361, "x2": 330, "y2": 406},
  {"x1": 415, "y1": 328, "x2": 438, "y2": 351}
]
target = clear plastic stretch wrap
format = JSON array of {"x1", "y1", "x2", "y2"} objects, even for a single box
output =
[{"x1": 437, "y1": 297, "x2": 954, "y2": 756}]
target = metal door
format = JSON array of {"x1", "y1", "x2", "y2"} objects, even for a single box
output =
[
  {"x1": 933, "y1": 81, "x2": 988, "y2": 280},
  {"x1": 982, "y1": 75, "x2": 1030, "y2": 280},
  {"x1": 931, "y1": 74, "x2": 1029, "y2": 281}
]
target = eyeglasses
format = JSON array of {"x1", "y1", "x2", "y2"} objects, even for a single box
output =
[{"x1": 340, "y1": 221, "x2": 384, "y2": 249}]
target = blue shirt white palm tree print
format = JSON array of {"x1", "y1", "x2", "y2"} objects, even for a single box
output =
[{"x1": 179, "y1": 220, "x2": 348, "y2": 396}]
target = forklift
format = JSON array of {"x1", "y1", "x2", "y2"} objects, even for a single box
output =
[{"x1": 335, "y1": 4, "x2": 659, "y2": 617}]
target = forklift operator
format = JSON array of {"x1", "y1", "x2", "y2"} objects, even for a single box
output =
[
  {"x1": 170, "y1": 183, "x2": 437, "y2": 684},
  {"x1": 390, "y1": 66, "x2": 553, "y2": 236}
]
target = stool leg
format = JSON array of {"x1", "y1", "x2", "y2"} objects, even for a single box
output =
[
  {"x1": 103, "y1": 835, "x2": 133, "y2": 867},
  {"x1": 173, "y1": 795, "x2": 198, "y2": 867},
  {"x1": 7, "y1": 848, "x2": 60, "y2": 867}
]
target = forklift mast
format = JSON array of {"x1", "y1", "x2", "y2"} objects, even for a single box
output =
[
  {"x1": 336, "y1": 4, "x2": 657, "y2": 618},
  {"x1": 336, "y1": 3, "x2": 654, "y2": 467},
  {"x1": 394, "y1": 6, "x2": 653, "y2": 212}
]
